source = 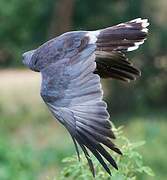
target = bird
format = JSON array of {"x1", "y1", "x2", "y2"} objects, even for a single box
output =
[{"x1": 22, "y1": 18, "x2": 149, "y2": 176}]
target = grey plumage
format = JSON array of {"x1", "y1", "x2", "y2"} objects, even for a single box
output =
[{"x1": 22, "y1": 18, "x2": 149, "y2": 176}]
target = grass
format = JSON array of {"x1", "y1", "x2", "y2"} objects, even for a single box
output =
[{"x1": 0, "y1": 69, "x2": 166, "y2": 179}]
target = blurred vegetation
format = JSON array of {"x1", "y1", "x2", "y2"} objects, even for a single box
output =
[{"x1": 0, "y1": 0, "x2": 167, "y2": 179}]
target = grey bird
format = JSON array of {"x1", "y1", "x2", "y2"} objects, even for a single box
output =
[{"x1": 22, "y1": 18, "x2": 149, "y2": 176}]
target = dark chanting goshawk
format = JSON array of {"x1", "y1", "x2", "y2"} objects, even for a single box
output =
[{"x1": 23, "y1": 18, "x2": 149, "y2": 176}]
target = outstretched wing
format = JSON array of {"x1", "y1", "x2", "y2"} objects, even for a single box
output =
[{"x1": 40, "y1": 38, "x2": 122, "y2": 176}]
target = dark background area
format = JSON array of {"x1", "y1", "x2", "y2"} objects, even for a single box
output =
[{"x1": 0, "y1": 0, "x2": 167, "y2": 179}]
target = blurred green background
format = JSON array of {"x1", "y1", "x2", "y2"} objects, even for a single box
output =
[{"x1": 0, "y1": 0, "x2": 167, "y2": 179}]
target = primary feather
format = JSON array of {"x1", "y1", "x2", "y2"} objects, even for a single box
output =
[{"x1": 22, "y1": 18, "x2": 149, "y2": 176}]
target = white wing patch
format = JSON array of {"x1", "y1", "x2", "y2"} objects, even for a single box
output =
[{"x1": 86, "y1": 30, "x2": 100, "y2": 44}]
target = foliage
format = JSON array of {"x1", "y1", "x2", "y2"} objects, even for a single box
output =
[
  {"x1": 0, "y1": 0, "x2": 54, "y2": 67},
  {"x1": 59, "y1": 126, "x2": 154, "y2": 180},
  {"x1": 0, "y1": 137, "x2": 39, "y2": 180},
  {"x1": 0, "y1": 132, "x2": 74, "y2": 180}
]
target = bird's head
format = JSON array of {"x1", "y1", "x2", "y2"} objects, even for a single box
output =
[{"x1": 22, "y1": 50, "x2": 40, "y2": 72}]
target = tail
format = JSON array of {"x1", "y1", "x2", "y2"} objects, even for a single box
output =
[
  {"x1": 90, "y1": 18, "x2": 149, "y2": 81},
  {"x1": 96, "y1": 18, "x2": 149, "y2": 52}
]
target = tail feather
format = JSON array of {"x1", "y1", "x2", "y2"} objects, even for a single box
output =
[
  {"x1": 97, "y1": 18, "x2": 149, "y2": 52},
  {"x1": 93, "y1": 18, "x2": 149, "y2": 81}
]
